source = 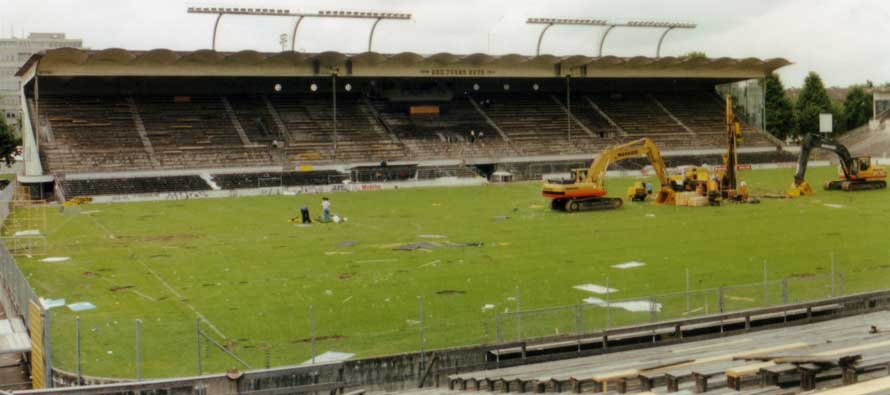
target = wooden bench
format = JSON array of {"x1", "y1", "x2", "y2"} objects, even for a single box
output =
[{"x1": 591, "y1": 369, "x2": 638, "y2": 393}]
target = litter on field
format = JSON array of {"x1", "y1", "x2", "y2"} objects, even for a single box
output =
[
  {"x1": 299, "y1": 351, "x2": 354, "y2": 366},
  {"x1": 824, "y1": 204, "x2": 845, "y2": 209},
  {"x1": 481, "y1": 304, "x2": 495, "y2": 312},
  {"x1": 574, "y1": 284, "x2": 618, "y2": 294},
  {"x1": 324, "y1": 251, "x2": 353, "y2": 256},
  {"x1": 337, "y1": 240, "x2": 358, "y2": 247},
  {"x1": 40, "y1": 298, "x2": 66, "y2": 309},
  {"x1": 418, "y1": 234, "x2": 447, "y2": 239},
  {"x1": 583, "y1": 297, "x2": 662, "y2": 313},
  {"x1": 645, "y1": 213, "x2": 656, "y2": 218},
  {"x1": 41, "y1": 257, "x2": 70, "y2": 263},
  {"x1": 394, "y1": 242, "x2": 439, "y2": 251},
  {"x1": 612, "y1": 261, "x2": 646, "y2": 270},
  {"x1": 67, "y1": 302, "x2": 96, "y2": 312},
  {"x1": 14, "y1": 230, "x2": 40, "y2": 237}
]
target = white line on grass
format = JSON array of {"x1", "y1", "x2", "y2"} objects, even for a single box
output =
[{"x1": 136, "y1": 260, "x2": 227, "y2": 339}]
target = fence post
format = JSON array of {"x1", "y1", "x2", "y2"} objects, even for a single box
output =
[
  {"x1": 685, "y1": 268, "x2": 690, "y2": 313},
  {"x1": 718, "y1": 287, "x2": 725, "y2": 313},
  {"x1": 44, "y1": 308, "x2": 52, "y2": 388},
  {"x1": 515, "y1": 287, "x2": 521, "y2": 341},
  {"x1": 195, "y1": 318, "x2": 201, "y2": 376},
  {"x1": 495, "y1": 311, "x2": 501, "y2": 346},
  {"x1": 75, "y1": 316, "x2": 81, "y2": 385},
  {"x1": 831, "y1": 252, "x2": 837, "y2": 298},
  {"x1": 781, "y1": 279, "x2": 789, "y2": 304},
  {"x1": 135, "y1": 319, "x2": 141, "y2": 382},
  {"x1": 650, "y1": 296, "x2": 658, "y2": 323},
  {"x1": 575, "y1": 304, "x2": 583, "y2": 335},
  {"x1": 310, "y1": 304, "x2": 315, "y2": 365},
  {"x1": 763, "y1": 263, "x2": 768, "y2": 306},
  {"x1": 418, "y1": 297, "x2": 424, "y2": 374}
]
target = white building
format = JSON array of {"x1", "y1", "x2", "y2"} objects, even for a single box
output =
[{"x1": 1, "y1": 33, "x2": 82, "y2": 131}]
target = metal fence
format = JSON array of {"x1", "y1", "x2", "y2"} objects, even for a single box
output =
[
  {"x1": 0, "y1": 184, "x2": 39, "y2": 325},
  {"x1": 494, "y1": 273, "x2": 838, "y2": 343}
]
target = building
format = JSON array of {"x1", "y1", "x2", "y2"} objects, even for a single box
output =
[{"x1": 0, "y1": 33, "x2": 82, "y2": 131}]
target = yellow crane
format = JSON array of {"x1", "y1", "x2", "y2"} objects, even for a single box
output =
[{"x1": 542, "y1": 138, "x2": 676, "y2": 212}]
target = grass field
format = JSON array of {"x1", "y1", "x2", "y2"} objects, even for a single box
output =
[{"x1": 12, "y1": 165, "x2": 890, "y2": 378}]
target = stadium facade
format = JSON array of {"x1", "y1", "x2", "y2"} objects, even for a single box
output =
[{"x1": 15, "y1": 48, "x2": 789, "y2": 201}]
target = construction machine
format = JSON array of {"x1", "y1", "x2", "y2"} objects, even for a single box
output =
[
  {"x1": 787, "y1": 133, "x2": 886, "y2": 197},
  {"x1": 542, "y1": 138, "x2": 676, "y2": 212}
]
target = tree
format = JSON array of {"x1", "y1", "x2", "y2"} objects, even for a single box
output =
[
  {"x1": 764, "y1": 73, "x2": 796, "y2": 139},
  {"x1": 683, "y1": 51, "x2": 707, "y2": 60},
  {"x1": 795, "y1": 72, "x2": 834, "y2": 135},
  {"x1": 0, "y1": 116, "x2": 19, "y2": 167},
  {"x1": 842, "y1": 86, "x2": 873, "y2": 131}
]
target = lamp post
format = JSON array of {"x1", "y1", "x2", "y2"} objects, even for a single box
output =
[
  {"x1": 187, "y1": 7, "x2": 411, "y2": 52},
  {"x1": 527, "y1": 17, "x2": 696, "y2": 58}
]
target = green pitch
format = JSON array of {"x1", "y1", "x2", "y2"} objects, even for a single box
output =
[{"x1": 13, "y1": 166, "x2": 890, "y2": 378}]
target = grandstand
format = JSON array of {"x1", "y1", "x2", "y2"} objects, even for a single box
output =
[{"x1": 14, "y1": 48, "x2": 790, "y2": 200}]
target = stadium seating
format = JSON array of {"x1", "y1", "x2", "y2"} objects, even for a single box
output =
[
  {"x1": 63, "y1": 175, "x2": 212, "y2": 197},
  {"x1": 35, "y1": 90, "x2": 781, "y2": 176},
  {"x1": 210, "y1": 170, "x2": 348, "y2": 190}
]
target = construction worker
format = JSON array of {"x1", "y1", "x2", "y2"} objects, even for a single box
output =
[
  {"x1": 321, "y1": 197, "x2": 331, "y2": 223},
  {"x1": 300, "y1": 204, "x2": 311, "y2": 224}
]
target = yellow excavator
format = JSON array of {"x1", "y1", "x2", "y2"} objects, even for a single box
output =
[
  {"x1": 787, "y1": 133, "x2": 886, "y2": 197},
  {"x1": 542, "y1": 138, "x2": 676, "y2": 212}
]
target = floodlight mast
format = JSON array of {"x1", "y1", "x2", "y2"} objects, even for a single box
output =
[
  {"x1": 187, "y1": 7, "x2": 411, "y2": 52},
  {"x1": 526, "y1": 17, "x2": 696, "y2": 57}
]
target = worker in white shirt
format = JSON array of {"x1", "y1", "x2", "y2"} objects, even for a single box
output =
[{"x1": 321, "y1": 197, "x2": 331, "y2": 223}]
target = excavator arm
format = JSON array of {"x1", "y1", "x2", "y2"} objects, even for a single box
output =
[
  {"x1": 583, "y1": 138, "x2": 672, "y2": 189},
  {"x1": 789, "y1": 133, "x2": 885, "y2": 196},
  {"x1": 793, "y1": 133, "x2": 854, "y2": 187}
]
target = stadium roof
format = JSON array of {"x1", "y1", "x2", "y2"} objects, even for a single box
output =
[{"x1": 18, "y1": 48, "x2": 790, "y2": 80}]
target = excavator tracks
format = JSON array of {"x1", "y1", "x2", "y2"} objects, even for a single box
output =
[
  {"x1": 824, "y1": 180, "x2": 887, "y2": 192},
  {"x1": 553, "y1": 197, "x2": 623, "y2": 212}
]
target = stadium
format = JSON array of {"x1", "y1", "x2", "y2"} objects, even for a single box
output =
[{"x1": 0, "y1": 4, "x2": 890, "y2": 395}]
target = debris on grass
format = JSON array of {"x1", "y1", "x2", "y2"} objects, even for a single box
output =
[
  {"x1": 419, "y1": 260, "x2": 440, "y2": 268},
  {"x1": 645, "y1": 213, "x2": 656, "y2": 218},
  {"x1": 80, "y1": 210, "x2": 101, "y2": 215},
  {"x1": 405, "y1": 319, "x2": 419, "y2": 325},
  {"x1": 40, "y1": 298, "x2": 66, "y2": 310},
  {"x1": 299, "y1": 351, "x2": 355, "y2": 366},
  {"x1": 109, "y1": 285, "x2": 134, "y2": 292},
  {"x1": 726, "y1": 295, "x2": 755, "y2": 302},
  {"x1": 582, "y1": 297, "x2": 662, "y2": 313},
  {"x1": 393, "y1": 242, "x2": 440, "y2": 251},
  {"x1": 14, "y1": 230, "x2": 40, "y2": 237},
  {"x1": 418, "y1": 234, "x2": 448, "y2": 239},
  {"x1": 612, "y1": 261, "x2": 646, "y2": 270},
  {"x1": 40, "y1": 257, "x2": 69, "y2": 263},
  {"x1": 324, "y1": 251, "x2": 353, "y2": 256},
  {"x1": 291, "y1": 335, "x2": 345, "y2": 343},
  {"x1": 824, "y1": 204, "x2": 845, "y2": 209},
  {"x1": 481, "y1": 304, "x2": 495, "y2": 312},
  {"x1": 338, "y1": 273, "x2": 355, "y2": 280},
  {"x1": 324, "y1": 289, "x2": 333, "y2": 296},
  {"x1": 446, "y1": 241, "x2": 483, "y2": 248},
  {"x1": 574, "y1": 284, "x2": 618, "y2": 295},
  {"x1": 355, "y1": 258, "x2": 398, "y2": 264},
  {"x1": 296, "y1": 224, "x2": 312, "y2": 228},
  {"x1": 436, "y1": 290, "x2": 466, "y2": 295},
  {"x1": 342, "y1": 296, "x2": 352, "y2": 304},
  {"x1": 67, "y1": 302, "x2": 96, "y2": 312},
  {"x1": 494, "y1": 216, "x2": 510, "y2": 221},
  {"x1": 337, "y1": 240, "x2": 359, "y2": 248}
]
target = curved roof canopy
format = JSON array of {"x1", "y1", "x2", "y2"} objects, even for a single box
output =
[{"x1": 19, "y1": 48, "x2": 790, "y2": 80}]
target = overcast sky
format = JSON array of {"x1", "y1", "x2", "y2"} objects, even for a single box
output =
[{"x1": 2, "y1": 0, "x2": 889, "y2": 88}]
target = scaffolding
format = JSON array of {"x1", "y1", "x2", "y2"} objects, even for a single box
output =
[{"x1": 1, "y1": 188, "x2": 48, "y2": 256}]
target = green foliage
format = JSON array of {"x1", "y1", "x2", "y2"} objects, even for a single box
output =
[
  {"x1": 0, "y1": 117, "x2": 19, "y2": 167},
  {"x1": 765, "y1": 73, "x2": 796, "y2": 139},
  {"x1": 796, "y1": 72, "x2": 835, "y2": 135},
  {"x1": 683, "y1": 51, "x2": 707, "y2": 60},
  {"x1": 842, "y1": 86, "x2": 873, "y2": 131}
]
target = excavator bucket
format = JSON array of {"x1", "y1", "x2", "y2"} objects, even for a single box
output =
[
  {"x1": 786, "y1": 181, "x2": 814, "y2": 198},
  {"x1": 655, "y1": 188, "x2": 676, "y2": 205}
]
